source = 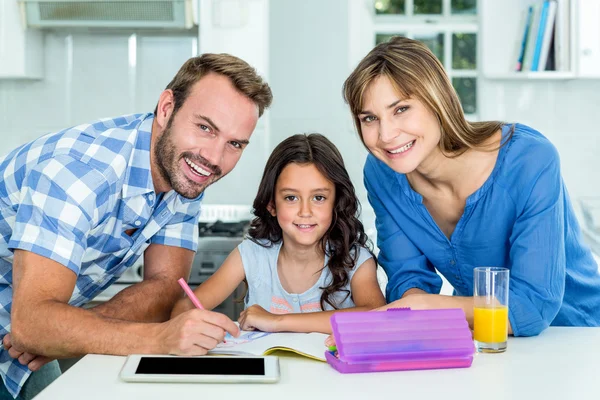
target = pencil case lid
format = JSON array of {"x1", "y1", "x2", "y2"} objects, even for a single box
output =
[{"x1": 330, "y1": 308, "x2": 475, "y2": 364}]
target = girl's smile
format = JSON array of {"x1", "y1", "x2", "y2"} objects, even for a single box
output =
[{"x1": 269, "y1": 163, "x2": 335, "y2": 249}]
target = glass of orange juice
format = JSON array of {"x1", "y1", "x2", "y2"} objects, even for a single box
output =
[{"x1": 473, "y1": 267, "x2": 509, "y2": 353}]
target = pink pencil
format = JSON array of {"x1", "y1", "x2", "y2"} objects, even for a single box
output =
[
  {"x1": 177, "y1": 278, "x2": 205, "y2": 310},
  {"x1": 177, "y1": 278, "x2": 227, "y2": 343},
  {"x1": 177, "y1": 278, "x2": 228, "y2": 342}
]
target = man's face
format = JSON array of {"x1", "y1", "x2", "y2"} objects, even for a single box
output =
[{"x1": 154, "y1": 73, "x2": 259, "y2": 199}]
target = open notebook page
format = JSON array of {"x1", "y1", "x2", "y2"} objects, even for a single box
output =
[{"x1": 209, "y1": 330, "x2": 329, "y2": 362}]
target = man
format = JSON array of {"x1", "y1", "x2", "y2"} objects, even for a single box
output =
[{"x1": 0, "y1": 53, "x2": 272, "y2": 399}]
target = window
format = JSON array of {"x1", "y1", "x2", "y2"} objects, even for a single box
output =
[{"x1": 373, "y1": 0, "x2": 478, "y2": 116}]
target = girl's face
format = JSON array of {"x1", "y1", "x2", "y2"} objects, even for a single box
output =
[
  {"x1": 269, "y1": 163, "x2": 336, "y2": 248},
  {"x1": 358, "y1": 75, "x2": 442, "y2": 174}
]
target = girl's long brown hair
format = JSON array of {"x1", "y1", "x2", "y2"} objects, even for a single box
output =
[
  {"x1": 343, "y1": 36, "x2": 511, "y2": 156},
  {"x1": 248, "y1": 133, "x2": 374, "y2": 310}
]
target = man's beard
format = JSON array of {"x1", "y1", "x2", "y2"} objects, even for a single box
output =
[{"x1": 154, "y1": 115, "x2": 223, "y2": 199}]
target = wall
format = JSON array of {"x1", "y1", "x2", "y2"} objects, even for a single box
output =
[
  {"x1": 197, "y1": 0, "x2": 270, "y2": 205},
  {"x1": 269, "y1": 0, "x2": 375, "y2": 230},
  {"x1": 1, "y1": 0, "x2": 598, "y2": 223},
  {"x1": 478, "y1": 79, "x2": 600, "y2": 201},
  {"x1": 0, "y1": 31, "x2": 197, "y2": 159}
]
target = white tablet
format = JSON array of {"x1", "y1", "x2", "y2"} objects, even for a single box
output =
[{"x1": 120, "y1": 355, "x2": 280, "y2": 383}]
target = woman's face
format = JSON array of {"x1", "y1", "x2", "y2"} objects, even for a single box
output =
[{"x1": 358, "y1": 75, "x2": 441, "y2": 174}]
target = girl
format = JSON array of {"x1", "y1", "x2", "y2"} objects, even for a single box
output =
[
  {"x1": 342, "y1": 36, "x2": 600, "y2": 337},
  {"x1": 171, "y1": 133, "x2": 385, "y2": 334}
]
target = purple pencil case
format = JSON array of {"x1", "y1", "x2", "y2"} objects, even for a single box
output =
[{"x1": 325, "y1": 308, "x2": 475, "y2": 374}]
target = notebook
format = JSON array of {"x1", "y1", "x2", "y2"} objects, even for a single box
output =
[{"x1": 208, "y1": 330, "x2": 329, "y2": 362}]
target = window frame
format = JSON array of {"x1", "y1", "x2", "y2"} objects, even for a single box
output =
[{"x1": 373, "y1": 0, "x2": 479, "y2": 119}]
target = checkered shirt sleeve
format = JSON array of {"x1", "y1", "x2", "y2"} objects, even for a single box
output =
[{"x1": 7, "y1": 155, "x2": 110, "y2": 275}]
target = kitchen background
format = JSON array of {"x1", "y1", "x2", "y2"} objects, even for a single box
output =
[{"x1": 2, "y1": 0, "x2": 600, "y2": 315}]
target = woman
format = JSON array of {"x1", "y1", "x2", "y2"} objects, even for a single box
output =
[{"x1": 342, "y1": 36, "x2": 600, "y2": 336}]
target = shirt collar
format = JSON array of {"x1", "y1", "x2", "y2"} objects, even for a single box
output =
[{"x1": 121, "y1": 113, "x2": 154, "y2": 199}]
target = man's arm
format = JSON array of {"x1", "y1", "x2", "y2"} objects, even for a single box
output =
[
  {"x1": 10, "y1": 249, "x2": 239, "y2": 359},
  {"x1": 90, "y1": 244, "x2": 193, "y2": 322}
]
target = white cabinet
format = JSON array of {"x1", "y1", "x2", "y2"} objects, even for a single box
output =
[
  {"x1": 576, "y1": 0, "x2": 600, "y2": 78},
  {"x1": 479, "y1": 0, "x2": 600, "y2": 80},
  {"x1": 0, "y1": 0, "x2": 43, "y2": 79}
]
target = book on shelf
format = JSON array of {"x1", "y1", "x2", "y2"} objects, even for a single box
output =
[
  {"x1": 515, "y1": 5, "x2": 534, "y2": 71},
  {"x1": 554, "y1": 0, "x2": 571, "y2": 71},
  {"x1": 517, "y1": 0, "x2": 570, "y2": 73},
  {"x1": 522, "y1": 3, "x2": 541, "y2": 72},
  {"x1": 531, "y1": 0, "x2": 550, "y2": 71},
  {"x1": 537, "y1": 0, "x2": 558, "y2": 71}
]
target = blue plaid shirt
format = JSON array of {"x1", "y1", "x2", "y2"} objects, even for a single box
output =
[{"x1": 0, "y1": 113, "x2": 203, "y2": 397}]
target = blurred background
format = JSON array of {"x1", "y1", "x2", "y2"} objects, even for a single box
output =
[{"x1": 1, "y1": 0, "x2": 600, "y2": 315}]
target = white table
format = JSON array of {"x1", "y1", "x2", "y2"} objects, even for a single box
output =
[{"x1": 37, "y1": 327, "x2": 600, "y2": 400}]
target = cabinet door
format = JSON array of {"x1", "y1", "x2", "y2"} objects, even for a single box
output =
[
  {"x1": 577, "y1": 0, "x2": 600, "y2": 77},
  {"x1": 0, "y1": 0, "x2": 43, "y2": 79}
]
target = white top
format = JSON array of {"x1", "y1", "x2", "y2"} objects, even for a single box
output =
[
  {"x1": 239, "y1": 239, "x2": 372, "y2": 312},
  {"x1": 37, "y1": 327, "x2": 600, "y2": 400}
]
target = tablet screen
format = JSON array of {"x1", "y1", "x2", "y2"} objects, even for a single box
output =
[{"x1": 135, "y1": 357, "x2": 266, "y2": 375}]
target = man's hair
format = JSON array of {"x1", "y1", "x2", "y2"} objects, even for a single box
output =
[{"x1": 154, "y1": 53, "x2": 272, "y2": 117}]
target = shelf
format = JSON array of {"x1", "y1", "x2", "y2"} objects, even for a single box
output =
[
  {"x1": 480, "y1": 0, "x2": 577, "y2": 80},
  {"x1": 484, "y1": 71, "x2": 576, "y2": 80}
]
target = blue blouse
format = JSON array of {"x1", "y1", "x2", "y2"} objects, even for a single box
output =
[{"x1": 364, "y1": 123, "x2": 600, "y2": 336}]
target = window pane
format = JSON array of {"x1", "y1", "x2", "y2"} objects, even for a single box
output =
[
  {"x1": 375, "y1": 0, "x2": 405, "y2": 15},
  {"x1": 452, "y1": 77, "x2": 477, "y2": 114},
  {"x1": 452, "y1": 33, "x2": 477, "y2": 69},
  {"x1": 414, "y1": 0, "x2": 442, "y2": 15},
  {"x1": 451, "y1": 0, "x2": 477, "y2": 15},
  {"x1": 415, "y1": 33, "x2": 444, "y2": 64},
  {"x1": 375, "y1": 33, "x2": 406, "y2": 45}
]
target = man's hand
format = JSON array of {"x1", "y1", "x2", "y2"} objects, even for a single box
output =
[
  {"x1": 238, "y1": 305, "x2": 282, "y2": 332},
  {"x1": 2, "y1": 334, "x2": 54, "y2": 371},
  {"x1": 158, "y1": 309, "x2": 240, "y2": 355}
]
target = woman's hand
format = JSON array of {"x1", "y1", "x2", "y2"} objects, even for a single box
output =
[
  {"x1": 238, "y1": 305, "x2": 283, "y2": 332},
  {"x1": 375, "y1": 295, "x2": 426, "y2": 311}
]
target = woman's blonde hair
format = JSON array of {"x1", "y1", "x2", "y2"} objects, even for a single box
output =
[{"x1": 343, "y1": 36, "x2": 508, "y2": 156}]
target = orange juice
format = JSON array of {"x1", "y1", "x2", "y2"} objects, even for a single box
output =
[{"x1": 474, "y1": 306, "x2": 508, "y2": 343}]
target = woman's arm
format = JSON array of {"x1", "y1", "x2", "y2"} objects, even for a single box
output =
[
  {"x1": 238, "y1": 258, "x2": 386, "y2": 334},
  {"x1": 383, "y1": 143, "x2": 566, "y2": 337},
  {"x1": 380, "y1": 289, "x2": 514, "y2": 335},
  {"x1": 364, "y1": 156, "x2": 443, "y2": 300},
  {"x1": 170, "y1": 247, "x2": 246, "y2": 317}
]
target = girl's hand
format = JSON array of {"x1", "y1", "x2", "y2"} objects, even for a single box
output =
[
  {"x1": 325, "y1": 335, "x2": 335, "y2": 347},
  {"x1": 238, "y1": 305, "x2": 283, "y2": 332}
]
